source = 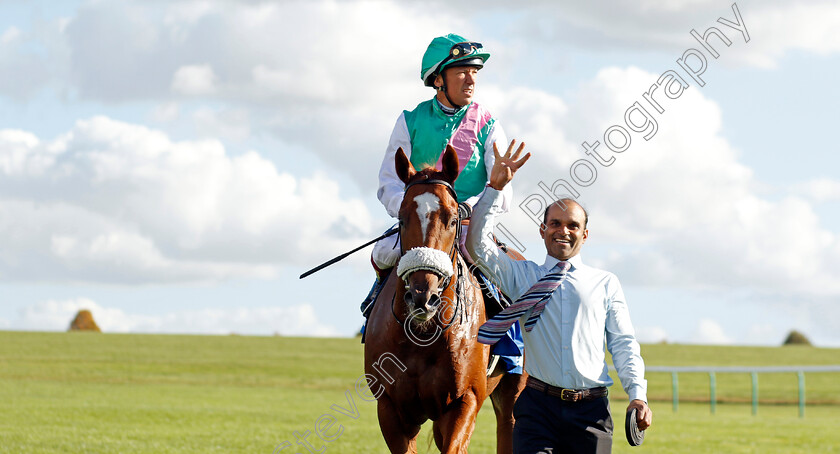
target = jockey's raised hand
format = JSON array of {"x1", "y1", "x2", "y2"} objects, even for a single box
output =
[{"x1": 488, "y1": 140, "x2": 530, "y2": 191}]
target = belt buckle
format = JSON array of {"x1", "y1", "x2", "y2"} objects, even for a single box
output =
[{"x1": 560, "y1": 388, "x2": 580, "y2": 402}]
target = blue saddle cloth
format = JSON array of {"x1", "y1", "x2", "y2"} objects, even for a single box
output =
[{"x1": 491, "y1": 321, "x2": 524, "y2": 374}]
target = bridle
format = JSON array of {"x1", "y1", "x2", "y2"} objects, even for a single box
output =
[
  {"x1": 391, "y1": 176, "x2": 466, "y2": 330},
  {"x1": 398, "y1": 177, "x2": 461, "y2": 261}
]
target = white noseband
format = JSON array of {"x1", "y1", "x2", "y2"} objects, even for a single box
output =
[{"x1": 397, "y1": 247, "x2": 454, "y2": 281}]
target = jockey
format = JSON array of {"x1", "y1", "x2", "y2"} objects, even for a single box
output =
[
  {"x1": 362, "y1": 33, "x2": 513, "y2": 312},
  {"x1": 361, "y1": 33, "x2": 524, "y2": 373}
]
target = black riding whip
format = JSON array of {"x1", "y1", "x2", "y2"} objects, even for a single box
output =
[{"x1": 299, "y1": 227, "x2": 398, "y2": 279}]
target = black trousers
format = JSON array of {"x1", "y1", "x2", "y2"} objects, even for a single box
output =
[{"x1": 513, "y1": 386, "x2": 613, "y2": 454}]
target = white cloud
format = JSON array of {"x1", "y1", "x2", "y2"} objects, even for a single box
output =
[
  {"x1": 252, "y1": 63, "x2": 337, "y2": 103},
  {"x1": 0, "y1": 1, "x2": 463, "y2": 185},
  {"x1": 57, "y1": 1, "x2": 452, "y2": 105},
  {"x1": 171, "y1": 64, "x2": 217, "y2": 96},
  {"x1": 16, "y1": 298, "x2": 338, "y2": 336},
  {"x1": 193, "y1": 107, "x2": 250, "y2": 141},
  {"x1": 486, "y1": 66, "x2": 840, "y2": 301},
  {"x1": 11, "y1": 0, "x2": 839, "y2": 109},
  {"x1": 691, "y1": 318, "x2": 732, "y2": 345},
  {"x1": 151, "y1": 102, "x2": 180, "y2": 122},
  {"x1": 0, "y1": 116, "x2": 374, "y2": 284},
  {"x1": 0, "y1": 129, "x2": 45, "y2": 174},
  {"x1": 742, "y1": 2, "x2": 840, "y2": 68},
  {"x1": 20, "y1": 0, "x2": 839, "y2": 194},
  {"x1": 474, "y1": 0, "x2": 840, "y2": 68},
  {"x1": 1, "y1": 1, "x2": 838, "y2": 124},
  {"x1": 1, "y1": 26, "x2": 21, "y2": 45},
  {"x1": 163, "y1": 0, "x2": 215, "y2": 40},
  {"x1": 792, "y1": 178, "x2": 840, "y2": 203}
]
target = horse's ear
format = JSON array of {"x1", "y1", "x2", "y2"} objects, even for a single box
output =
[
  {"x1": 395, "y1": 147, "x2": 416, "y2": 184},
  {"x1": 441, "y1": 145, "x2": 460, "y2": 184}
]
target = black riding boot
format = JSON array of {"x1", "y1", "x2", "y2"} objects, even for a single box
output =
[
  {"x1": 360, "y1": 269, "x2": 391, "y2": 343},
  {"x1": 360, "y1": 278, "x2": 385, "y2": 318}
]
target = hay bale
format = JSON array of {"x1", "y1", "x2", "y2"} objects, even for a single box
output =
[
  {"x1": 69, "y1": 309, "x2": 101, "y2": 332},
  {"x1": 782, "y1": 329, "x2": 811, "y2": 346}
]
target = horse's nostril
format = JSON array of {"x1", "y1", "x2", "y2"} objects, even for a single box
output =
[
  {"x1": 427, "y1": 294, "x2": 441, "y2": 309},
  {"x1": 404, "y1": 292, "x2": 413, "y2": 305}
]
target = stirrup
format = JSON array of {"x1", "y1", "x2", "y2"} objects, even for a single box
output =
[{"x1": 487, "y1": 354, "x2": 501, "y2": 377}]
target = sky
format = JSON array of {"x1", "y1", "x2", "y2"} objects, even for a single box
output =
[{"x1": 1, "y1": 0, "x2": 838, "y2": 347}]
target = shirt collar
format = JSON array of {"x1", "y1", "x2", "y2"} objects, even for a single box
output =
[
  {"x1": 543, "y1": 253, "x2": 583, "y2": 271},
  {"x1": 432, "y1": 96, "x2": 469, "y2": 116}
]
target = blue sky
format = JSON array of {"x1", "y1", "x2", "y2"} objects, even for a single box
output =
[{"x1": 1, "y1": 0, "x2": 838, "y2": 346}]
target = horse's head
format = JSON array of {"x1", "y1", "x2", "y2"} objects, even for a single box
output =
[{"x1": 394, "y1": 145, "x2": 460, "y2": 321}]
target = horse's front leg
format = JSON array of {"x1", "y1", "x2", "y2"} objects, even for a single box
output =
[
  {"x1": 377, "y1": 393, "x2": 422, "y2": 454},
  {"x1": 432, "y1": 391, "x2": 481, "y2": 454}
]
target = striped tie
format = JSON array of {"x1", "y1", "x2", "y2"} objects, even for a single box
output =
[{"x1": 477, "y1": 261, "x2": 571, "y2": 345}]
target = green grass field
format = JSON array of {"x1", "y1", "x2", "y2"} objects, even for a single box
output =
[{"x1": 1, "y1": 331, "x2": 838, "y2": 453}]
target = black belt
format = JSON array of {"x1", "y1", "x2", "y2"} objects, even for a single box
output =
[{"x1": 526, "y1": 376, "x2": 608, "y2": 402}]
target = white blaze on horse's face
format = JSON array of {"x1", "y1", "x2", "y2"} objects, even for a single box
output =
[{"x1": 413, "y1": 193, "x2": 441, "y2": 241}]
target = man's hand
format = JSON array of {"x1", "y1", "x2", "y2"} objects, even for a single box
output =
[
  {"x1": 628, "y1": 400, "x2": 652, "y2": 430},
  {"x1": 488, "y1": 140, "x2": 530, "y2": 191}
]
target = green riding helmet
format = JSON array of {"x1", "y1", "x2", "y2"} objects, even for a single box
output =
[{"x1": 421, "y1": 33, "x2": 490, "y2": 87}]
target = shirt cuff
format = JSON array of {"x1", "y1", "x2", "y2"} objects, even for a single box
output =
[
  {"x1": 476, "y1": 185, "x2": 505, "y2": 214},
  {"x1": 627, "y1": 385, "x2": 647, "y2": 403}
]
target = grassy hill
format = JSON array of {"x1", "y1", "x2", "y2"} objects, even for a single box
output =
[{"x1": 0, "y1": 331, "x2": 838, "y2": 453}]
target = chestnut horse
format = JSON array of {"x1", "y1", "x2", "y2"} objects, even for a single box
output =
[{"x1": 364, "y1": 145, "x2": 527, "y2": 453}]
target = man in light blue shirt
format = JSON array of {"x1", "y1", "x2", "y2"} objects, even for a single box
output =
[{"x1": 467, "y1": 141, "x2": 653, "y2": 453}]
